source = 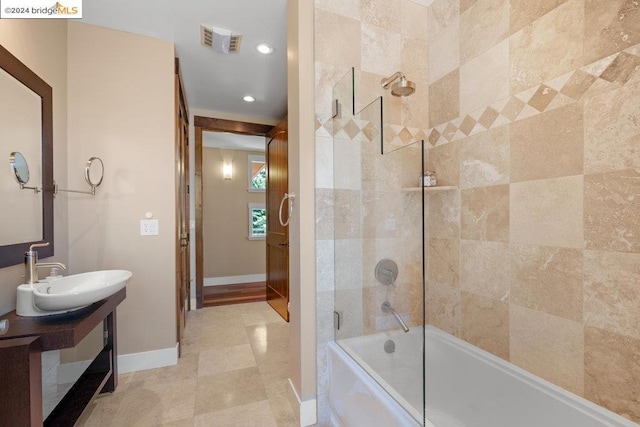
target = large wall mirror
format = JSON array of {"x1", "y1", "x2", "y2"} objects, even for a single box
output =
[{"x1": 0, "y1": 44, "x2": 54, "y2": 268}]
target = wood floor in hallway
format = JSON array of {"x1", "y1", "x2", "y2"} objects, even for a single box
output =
[
  {"x1": 78, "y1": 302, "x2": 296, "y2": 426},
  {"x1": 203, "y1": 282, "x2": 267, "y2": 307}
]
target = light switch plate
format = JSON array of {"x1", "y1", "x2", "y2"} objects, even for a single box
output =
[{"x1": 140, "y1": 219, "x2": 159, "y2": 236}]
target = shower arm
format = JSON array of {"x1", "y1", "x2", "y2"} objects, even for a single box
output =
[
  {"x1": 381, "y1": 301, "x2": 410, "y2": 333},
  {"x1": 381, "y1": 72, "x2": 405, "y2": 89}
]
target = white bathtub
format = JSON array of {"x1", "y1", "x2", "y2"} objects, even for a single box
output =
[{"x1": 328, "y1": 325, "x2": 638, "y2": 427}]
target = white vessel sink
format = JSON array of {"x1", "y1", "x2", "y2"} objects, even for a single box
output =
[{"x1": 16, "y1": 270, "x2": 132, "y2": 316}]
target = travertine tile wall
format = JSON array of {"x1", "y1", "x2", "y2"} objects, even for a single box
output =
[
  {"x1": 425, "y1": 0, "x2": 640, "y2": 422},
  {"x1": 315, "y1": 0, "x2": 640, "y2": 424}
]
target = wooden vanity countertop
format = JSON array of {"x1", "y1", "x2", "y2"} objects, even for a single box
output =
[{"x1": 0, "y1": 288, "x2": 125, "y2": 351}]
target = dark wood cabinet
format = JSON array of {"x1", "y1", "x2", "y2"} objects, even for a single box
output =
[{"x1": 0, "y1": 288, "x2": 125, "y2": 426}]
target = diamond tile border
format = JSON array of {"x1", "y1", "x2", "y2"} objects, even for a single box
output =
[
  {"x1": 427, "y1": 44, "x2": 640, "y2": 147},
  {"x1": 316, "y1": 114, "x2": 429, "y2": 148},
  {"x1": 316, "y1": 44, "x2": 640, "y2": 150}
]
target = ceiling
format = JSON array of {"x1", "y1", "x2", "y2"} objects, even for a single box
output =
[{"x1": 80, "y1": 0, "x2": 288, "y2": 122}]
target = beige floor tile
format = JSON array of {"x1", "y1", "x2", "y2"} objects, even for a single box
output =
[
  {"x1": 195, "y1": 366, "x2": 268, "y2": 414},
  {"x1": 181, "y1": 337, "x2": 201, "y2": 356},
  {"x1": 111, "y1": 378, "x2": 197, "y2": 426},
  {"x1": 265, "y1": 379, "x2": 298, "y2": 426},
  {"x1": 112, "y1": 372, "x2": 137, "y2": 393},
  {"x1": 202, "y1": 304, "x2": 241, "y2": 317},
  {"x1": 238, "y1": 301, "x2": 272, "y2": 312},
  {"x1": 258, "y1": 359, "x2": 291, "y2": 383},
  {"x1": 160, "y1": 419, "x2": 194, "y2": 426},
  {"x1": 131, "y1": 353, "x2": 198, "y2": 385},
  {"x1": 76, "y1": 393, "x2": 125, "y2": 426},
  {"x1": 247, "y1": 322, "x2": 290, "y2": 344},
  {"x1": 80, "y1": 302, "x2": 288, "y2": 426},
  {"x1": 200, "y1": 325, "x2": 250, "y2": 350},
  {"x1": 250, "y1": 336, "x2": 290, "y2": 366},
  {"x1": 198, "y1": 344, "x2": 257, "y2": 377},
  {"x1": 193, "y1": 400, "x2": 278, "y2": 427},
  {"x1": 241, "y1": 309, "x2": 287, "y2": 327}
]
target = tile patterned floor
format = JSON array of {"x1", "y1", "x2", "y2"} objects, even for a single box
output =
[{"x1": 78, "y1": 302, "x2": 297, "y2": 426}]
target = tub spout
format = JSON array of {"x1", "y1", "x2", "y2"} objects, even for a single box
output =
[{"x1": 381, "y1": 301, "x2": 409, "y2": 333}]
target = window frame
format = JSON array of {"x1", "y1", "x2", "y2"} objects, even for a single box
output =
[
  {"x1": 248, "y1": 203, "x2": 266, "y2": 240},
  {"x1": 248, "y1": 154, "x2": 266, "y2": 193}
]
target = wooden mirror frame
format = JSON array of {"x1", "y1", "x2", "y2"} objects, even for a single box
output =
[{"x1": 0, "y1": 44, "x2": 54, "y2": 267}]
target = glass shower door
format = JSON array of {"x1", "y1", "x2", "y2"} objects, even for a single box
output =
[{"x1": 332, "y1": 68, "x2": 427, "y2": 425}]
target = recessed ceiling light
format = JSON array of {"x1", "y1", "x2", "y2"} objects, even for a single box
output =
[
  {"x1": 243, "y1": 95, "x2": 255, "y2": 103},
  {"x1": 256, "y1": 43, "x2": 274, "y2": 55}
]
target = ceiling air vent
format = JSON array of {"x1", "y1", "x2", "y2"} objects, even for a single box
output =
[{"x1": 200, "y1": 25, "x2": 242, "y2": 54}]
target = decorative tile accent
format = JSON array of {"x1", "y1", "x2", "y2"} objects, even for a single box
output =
[
  {"x1": 443, "y1": 122, "x2": 458, "y2": 141},
  {"x1": 527, "y1": 85, "x2": 558, "y2": 112},
  {"x1": 398, "y1": 127, "x2": 414, "y2": 144},
  {"x1": 477, "y1": 106, "x2": 499, "y2": 129},
  {"x1": 427, "y1": 44, "x2": 640, "y2": 146},
  {"x1": 361, "y1": 122, "x2": 379, "y2": 141},
  {"x1": 599, "y1": 51, "x2": 640, "y2": 84},
  {"x1": 500, "y1": 96, "x2": 526, "y2": 121},
  {"x1": 459, "y1": 115, "x2": 477, "y2": 135},
  {"x1": 315, "y1": 115, "x2": 333, "y2": 138},
  {"x1": 560, "y1": 70, "x2": 599, "y2": 100},
  {"x1": 429, "y1": 128, "x2": 441, "y2": 145},
  {"x1": 342, "y1": 119, "x2": 361, "y2": 139}
]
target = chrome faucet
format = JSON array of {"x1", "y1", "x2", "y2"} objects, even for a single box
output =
[
  {"x1": 24, "y1": 242, "x2": 67, "y2": 285},
  {"x1": 381, "y1": 301, "x2": 410, "y2": 333}
]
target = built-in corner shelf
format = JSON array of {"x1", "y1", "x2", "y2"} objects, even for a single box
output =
[{"x1": 402, "y1": 186, "x2": 458, "y2": 192}]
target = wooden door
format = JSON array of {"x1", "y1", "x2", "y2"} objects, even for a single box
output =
[
  {"x1": 175, "y1": 59, "x2": 190, "y2": 352},
  {"x1": 266, "y1": 119, "x2": 289, "y2": 321}
]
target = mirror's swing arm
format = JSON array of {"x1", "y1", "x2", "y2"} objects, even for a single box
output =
[
  {"x1": 53, "y1": 157, "x2": 104, "y2": 196},
  {"x1": 19, "y1": 183, "x2": 41, "y2": 194},
  {"x1": 53, "y1": 182, "x2": 95, "y2": 196}
]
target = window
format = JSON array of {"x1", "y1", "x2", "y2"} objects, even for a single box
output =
[
  {"x1": 248, "y1": 155, "x2": 266, "y2": 192},
  {"x1": 248, "y1": 203, "x2": 266, "y2": 240}
]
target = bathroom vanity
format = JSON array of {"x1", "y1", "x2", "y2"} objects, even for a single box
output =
[{"x1": 0, "y1": 288, "x2": 125, "y2": 426}]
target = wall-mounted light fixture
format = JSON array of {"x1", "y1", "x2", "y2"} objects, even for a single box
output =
[{"x1": 223, "y1": 162, "x2": 233, "y2": 180}]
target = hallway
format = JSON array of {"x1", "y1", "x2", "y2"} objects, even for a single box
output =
[{"x1": 79, "y1": 302, "x2": 295, "y2": 426}]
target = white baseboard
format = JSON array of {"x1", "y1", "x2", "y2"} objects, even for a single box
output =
[
  {"x1": 118, "y1": 343, "x2": 178, "y2": 374},
  {"x1": 204, "y1": 274, "x2": 266, "y2": 286},
  {"x1": 190, "y1": 298, "x2": 197, "y2": 310},
  {"x1": 287, "y1": 378, "x2": 317, "y2": 426}
]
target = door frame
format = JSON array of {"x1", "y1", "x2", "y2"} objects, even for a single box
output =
[
  {"x1": 194, "y1": 116, "x2": 274, "y2": 309},
  {"x1": 174, "y1": 58, "x2": 189, "y2": 349}
]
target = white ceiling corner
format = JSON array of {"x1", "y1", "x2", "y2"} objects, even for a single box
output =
[{"x1": 79, "y1": 0, "x2": 288, "y2": 122}]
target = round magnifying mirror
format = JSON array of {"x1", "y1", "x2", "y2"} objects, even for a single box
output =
[
  {"x1": 10, "y1": 151, "x2": 30, "y2": 185},
  {"x1": 84, "y1": 157, "x2": 104, "y2": 190}
]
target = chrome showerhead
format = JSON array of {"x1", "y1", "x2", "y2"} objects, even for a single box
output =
[
  {"x1": 381, "y1": 71, "x2": 416, "y2": 97},
  {"x1": 391, "y1": 77, "x2": 416, "y2": 97}
]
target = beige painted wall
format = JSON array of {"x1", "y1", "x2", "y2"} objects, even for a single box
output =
[
  {"x1": 187, "y1": 108, "x2": 278, "y2": 301},
  {"x1": 66, "y1": 22, "x2": 176, "y2": 355},
  {"x1": 0, "y1": 20, "x2": 69, "y2": 316},
  {"x1": 203, "y1": 147, "x2": 266, "y2": 278}
]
